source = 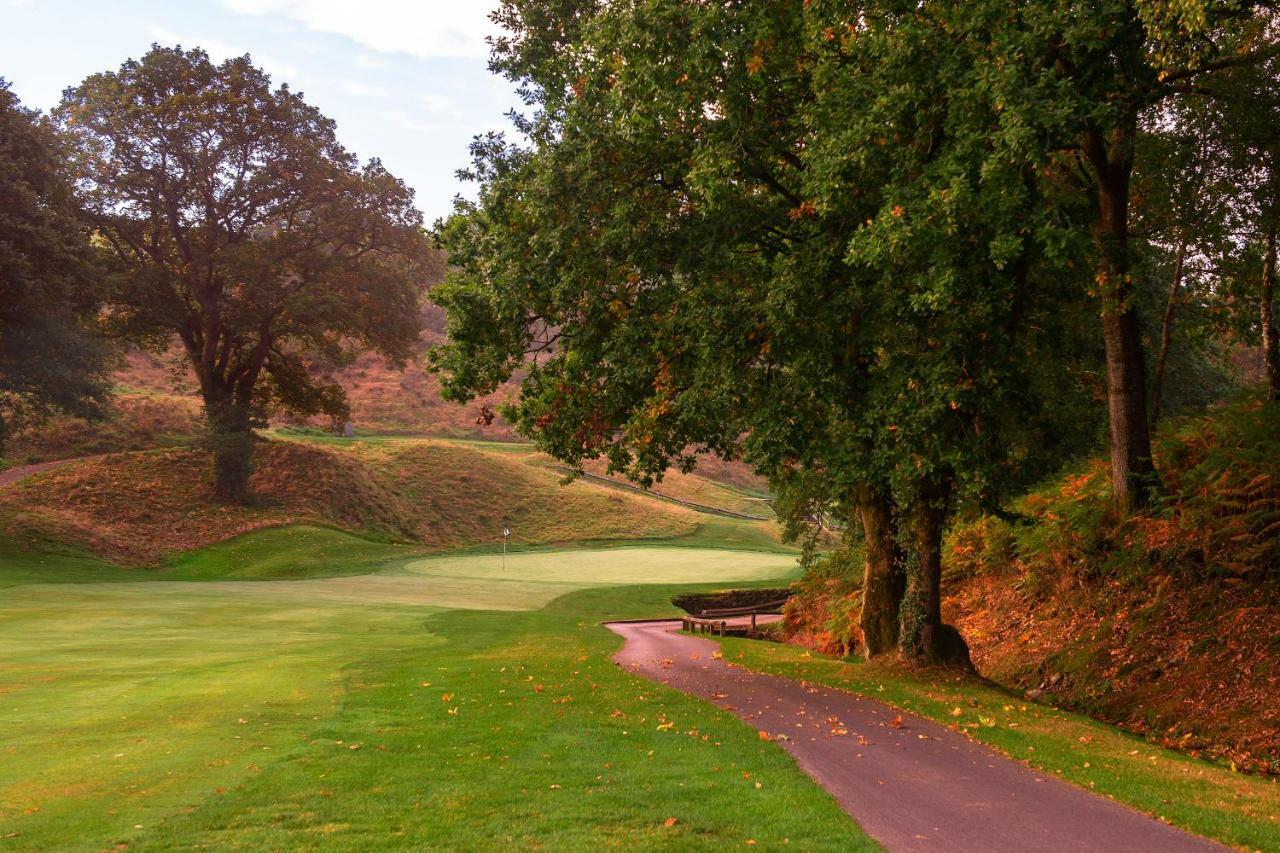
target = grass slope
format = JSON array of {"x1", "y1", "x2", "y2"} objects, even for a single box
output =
[{"x1": 0, "y1": 439, "x2": 740, "y2": 564}]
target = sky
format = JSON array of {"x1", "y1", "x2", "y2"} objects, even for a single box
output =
[{"x1": 0, "y1": 0, "x2": 520, "y2": 223}]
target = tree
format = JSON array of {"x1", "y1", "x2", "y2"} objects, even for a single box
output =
[
  {"x1": 432, "y1": 1, "x2": 1097, "y2": 665},
  {"x1": 0, "y1": 79, "x2": 110, "y2": 453},
  {"x1": 57, "y1": 47, "x2": 432, "y2": 501},
  {"x1": 1207, "y1": 48, "x2": 1280, "y2": 401},
  {"x1": 1131, "y1": 95, "x2": 1231, "y2": 427},
  {"x1": 1015, "y1": 1, "x2": 1280, "y2": 508}
]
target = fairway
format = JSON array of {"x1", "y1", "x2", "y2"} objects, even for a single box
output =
[{"x1": 0, "y1": 538, "x2": 869, "y2": 850}]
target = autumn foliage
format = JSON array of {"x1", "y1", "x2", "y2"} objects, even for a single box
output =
[{"x1": 783, "y1": 399, "x2": 1280, "y2": 773}]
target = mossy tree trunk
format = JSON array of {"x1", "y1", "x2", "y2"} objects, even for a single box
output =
[
  {"x1": 857, "y1": 485, "x2": 905, "y2": 657},
  {"x1": 899, "y1": 479, "x2": 972, "y2": 669}
]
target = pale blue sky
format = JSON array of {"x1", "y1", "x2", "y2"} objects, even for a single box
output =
[{"x1": 0, "y1": 0, "x2": 519, "y2": 222}]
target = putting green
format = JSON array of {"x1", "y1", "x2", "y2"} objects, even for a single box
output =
[
  {"x1": 7, "y1": 546, "x2": 797, "y2": 612},
  {"x1": 401, "y1": 546, "x2": 796, "y2": 598}
]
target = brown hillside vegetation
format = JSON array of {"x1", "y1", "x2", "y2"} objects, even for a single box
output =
[
  {"x1": 783, "y1": 400, "x2": 1280, "y2": 774},
  {"x1": 0, "y1": 439, "x2": 708, "y2": 564},
  {"x1": 110, "y1": 307, "x2": 521, "y2": 439}
]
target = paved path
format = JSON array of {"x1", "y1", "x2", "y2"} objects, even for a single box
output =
[
  {"x1": 607, "y1": 619, "x2": 1224, "y2": 853},
  {"x1": 0, "y1": 457, "x2": 81, "y2": 489}
]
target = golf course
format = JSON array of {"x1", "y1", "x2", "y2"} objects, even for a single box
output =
[
  {"x1": 8, "y1": 2, "x2": 1280, "y2": 849},
  {"x1": 1, "y1": 522, "x2": 880, "y2": 850}
]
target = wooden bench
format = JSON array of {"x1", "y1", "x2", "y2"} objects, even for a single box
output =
[
  {"x1": 680, "y1": 598, "x2": 789, "y2": 633},
  {"x1": 696, "y1": 598, "x2": 789, "y2": 630}
]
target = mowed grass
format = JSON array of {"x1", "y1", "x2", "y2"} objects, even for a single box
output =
[
  {"x1": 0, "y1": 537, "x2": 874, "y2": 850},
  {"x1": 717, "y1": 638, "x2": 1280, "y2": 852}
]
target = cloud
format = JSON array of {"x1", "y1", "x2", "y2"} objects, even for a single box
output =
[
  {"x1": 222, "y1": 0, "x2": 499, "y2": 60},
  {"x1": 340, "y1": 80, "x2": 389, "y2": 99},
  {"x1": 419, "y1": 92, "x2": 460, "y2": 118},
  {"x1": 351, "y1": 54, "x2": 388, "y2": 71}
]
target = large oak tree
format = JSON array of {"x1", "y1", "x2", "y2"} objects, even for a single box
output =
[
  {"x1": 432, "y1": 1, "x2": 1095, "y2": 665},
  {"x1": 58, "y1": 46, "x2": 432, "y2": 501}
]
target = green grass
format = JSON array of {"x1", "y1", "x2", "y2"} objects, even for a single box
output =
[
  {"x1": 715, "y1": 637, "x2": 1280, "y2": 852},
  {"x1": 0, "y1": 543, "x2": 143, "y2": 587},
  {"x1": 165, "y1": 525, "x2": 421, "y2": 580},
  {"x1": 8, "y1": 517, "x2": 1275, "y2": 850},
  {"x1": 0, "y1": 527, "x2": 419, "y2": 588},
  {"x1": 0, "y1": 536, "x2": 868, "y2": 850}
]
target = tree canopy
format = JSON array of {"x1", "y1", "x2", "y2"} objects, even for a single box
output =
[
  {"x1": 433, "y1": 0, "x2": 1280, "y2": 664},
  {"x1": 57, "y1": 46, "x2": 434, "y2": 500},
  {"x1": 0, "y1": 79, "x2": 110, "y2": 453},
  {"x1": 432, "y1": 1, "x2": 1108, "y2": 664}
]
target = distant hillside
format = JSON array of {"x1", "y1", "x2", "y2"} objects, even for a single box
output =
[
  {"x1": 114, "y1": 304, "x2": 521, "y2": 439},
  {"x1": 0, "y1": 438, "x2": 782, "y2": 565}
]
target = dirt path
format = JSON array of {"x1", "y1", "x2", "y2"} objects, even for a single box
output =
[
  {"x1": 0, "y1": 457, "x2": 81, "y2": 489},
  {"x1": 607, "y1": 619, "x2": 1223, "y2": 853}
]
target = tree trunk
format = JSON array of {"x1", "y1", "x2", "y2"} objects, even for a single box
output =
[
  {"x1": 898, "y1": 480, "x2": 972, "y2": 669},
  {"x1": 206, "y1": 396, "x2": 255, "y2": 503},
  {"x1": 1089, "y1": 126, "x2": 1158, "y2": 512},
  {"x1": 1262, "y1": 222, "x2": 1280, "y2": 402},
  {"x1": 857, "y1": 486, "x2": 905, "y2": 657},
  {"x1": 1150, "y1": 237, "x2": 1187, "y2": 429}
]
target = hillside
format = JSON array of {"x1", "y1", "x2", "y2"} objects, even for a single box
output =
[
  {"x1": 110, "y1": 306, "x2": 522, "y2": 439},
  {"x1": 781, "y1": 399, "x2": 1280, "y2": 775},
  {"x1": 0, "y1": 437, "x2": 783, "y2": 565}
]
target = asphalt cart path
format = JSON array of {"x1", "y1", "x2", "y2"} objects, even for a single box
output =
[{"x1": 606, "y1": 619, "x2": 1223, "y2": 853}]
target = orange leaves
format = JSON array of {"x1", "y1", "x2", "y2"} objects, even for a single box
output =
[
  {"x1": 788, "y1": 200, "x2": 818, "y2": 220},
  {"x1": 663, "y1": 817, "x2": 679, "y2": 828},
  {"x1": 889, "y1": 715, "x2": 903, "y2": 729}
]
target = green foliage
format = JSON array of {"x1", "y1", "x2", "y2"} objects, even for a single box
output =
[
  {"x1": 432, "y1": 0, "x2": 1124, "y2": 662},
  {"x1": 1159, "y1": 399, "x2": 1280, "y2": 578},
  {"x1": 0, "y1": 79, "x2": 111, "y2": 452}
]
